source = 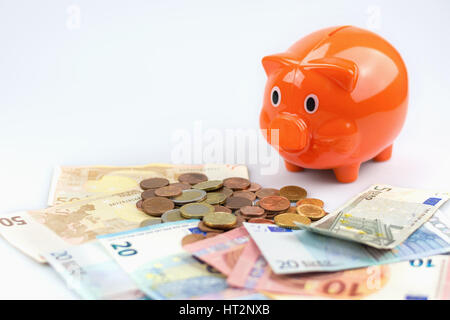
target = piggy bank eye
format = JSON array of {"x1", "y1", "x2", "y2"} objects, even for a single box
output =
[
  {"x1": 304, "y1": 94, "x2": 318, "y2": 113},
  {"x1": 271, "y1": 86, "x2": 281, "y2": 107}
]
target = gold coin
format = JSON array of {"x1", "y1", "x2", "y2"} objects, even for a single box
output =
[
  {"x1": 296, "y1": 204, "x2": 326, "y2": 220},
  {"x1": 161, "y1": 209, "x2": 186, "y2": 223},
  {"x1": 192, "y1": 180, "x2": 223, "y2": 191},
  {"x1": 280, "y1": 186, "x2": 307, "y2": 201},
  {"x1": 172, "y1": 189, "x2": 207, "y2": 205},
  {"x1": 287, "y1": 206, "x2": 297, "y2": 213},
  {"x1": 202, "y1": 192, "x2": 227, "y2": 205},
  {"x1": 274, "y1": 213, "x2": 311, "y2": 229},
  {"x1": 296, "y1": 198, "x2": 324, "y2": 208},
  {"x1": 296, "y1": 204, "x2": 325, "y2": 219},
  {"x1": 203, "y1": 212, "x2": 237, "y2": 230},
  {"x1": 198, "y1": 221, "x2": 224, "y2": 233},
  {"x1": 180, "y1": 202, "x2": 215, "y2": 219}
]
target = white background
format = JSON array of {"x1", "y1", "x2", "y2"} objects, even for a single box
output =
[{"x1": 0, "y1": 0, "x2": 449, "y2": 299}]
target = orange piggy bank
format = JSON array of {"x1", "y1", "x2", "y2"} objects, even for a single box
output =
[{"x1": 260, "y1": 26, "x2": 408, "y2": 183}]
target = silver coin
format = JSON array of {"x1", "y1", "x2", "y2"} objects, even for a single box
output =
[
  {"x1": 161, "y1": 209, "x2": 186, "y2": 223},
  {"x1": 172, "y1": 189, "x2": 207, "y2": 205},
  {"x1": 139, "y1": 218, "x2": 162, "y2": 227}
]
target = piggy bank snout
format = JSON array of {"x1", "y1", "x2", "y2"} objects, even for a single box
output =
[{"x1": 268, "y1": 114, "x2": 309, "y2": 152}]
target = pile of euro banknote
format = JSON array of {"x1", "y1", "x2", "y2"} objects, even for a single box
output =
[{"x1": 0, "y1": 163, "x2": 449, "y2": 300}]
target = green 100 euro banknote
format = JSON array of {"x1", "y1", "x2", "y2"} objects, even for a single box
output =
[{"x1": 48, "y1": 163, "x2": 249, "y2": 205}]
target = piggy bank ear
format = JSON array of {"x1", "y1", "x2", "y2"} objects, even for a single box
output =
[
  {"x1": 303, "y1": 57, "x2": 358, "y2": 92},
  {"x1": 262, "y1": 54, "x2": 298, "y2": 76}
]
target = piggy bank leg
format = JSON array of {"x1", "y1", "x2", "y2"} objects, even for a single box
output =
[
  {"x1": 333, "y1": 163, "x2": 360, "y2": 183},
  {"x1": 284, "y1": 160, "x2": 304, "y2": 172},
  {"x1": 373, "y1": 144, "x2": 393, "y2": 162}
]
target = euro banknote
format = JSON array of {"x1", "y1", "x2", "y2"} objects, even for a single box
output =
[
  {"x1": 296, "y1": 184, "x2": 448, "y2": 249},
  {"x1": 228, "y1": 239, "x2": 450, "y2": 299},
  {"x1": 0, "y1": 189, "x2": 158, "y2": 262},
  {"x1": 97, "y1": 220, "x2": 262, "y2": 300},
  {"x1": 44, "y1": 241, "x2": 147, "y2": 300},
  {"x1": 183, "y1": 227, "x2": 250, "y2": 276},
  {"x1": 48, "y1": 163, "x2": 249, "y2": 205},
  {"x1": 245, "y1": 210, "x2": 450, "y2": 274}
]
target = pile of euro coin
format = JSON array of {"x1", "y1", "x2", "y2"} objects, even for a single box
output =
[{"x1": 136, "y1": 173, "x2": 328, "y2": 245}]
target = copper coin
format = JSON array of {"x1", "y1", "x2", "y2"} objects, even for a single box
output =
[
  {"x1": 217, "y1": 187, "x2": 233, "y2": 198},
  {"x1": 141, "y1": 189, "x2": 156, "y2": 200},
  {"x1": 198, "y1": 221, "x2": 224, "y2": 233},
  {"x1": 154, "y1": 185, "x2": 183, "y2": 197},
  {"x1": 169, "y1": 182, "x2": 192, "y2": 190},
  {"x1": 225, "y1": 196, "x2": 253, "y2": 210},
  {"x1": 178, "y1": 173, "x2": 208, "y2": 185},
  {"x1": 248, "y1": 218, "x2": 275, "y2": 224},
  {"x1": 233, "y1": 214, "x2": 245, "y2": 228},
  {"x1": 136, "y1": 200, "x2": 143, "y2": 209},
  {"x1": 181, "y1": 233, "x2": 206, "y2": 246},
  {"x1": 296, "y1": 198, "x2": 324, "y2": 208},
  {"x1": 234, "y1": 210, "x2": 251, "y2": 221},
  {"x1": 280, "y1": 185, "x2": 307, "y2": 201},
  {"x1": 213, "y1": 205, "x2": 232, "y2": 213},
  {"x1": 233, "y1": 190, "x2": 256, "y2": 202},
  {"x1": 140, "y1": 177, "x2": 169, "y2": 190},
  {"x1": 259, "y1": 196, "x2": 290, "y2": 212},
  {"x1": 255, "y1": 188, "x2": 280, "y2": 199},
  {"x1": 142, "y1": 197, "x2": 175, "y2": 217},
  {"x1": 247, "y1": 182, "x2": 262, "y2": 192},
  {"x1": 240, "y1": 206, "x2": 265, "y2": 217},
  {"x1": 206, "y1": 232, "x2": 219, "y2": 238},
  {"x1": 265, "y1": 211, "x2": 280, "y2": 218},
  {"x1": 223, "y1": 177, "x2": 251, "y2": 190}
]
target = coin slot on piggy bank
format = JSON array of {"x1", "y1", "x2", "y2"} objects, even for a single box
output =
[{"x1": 260, "y1": 25, "x2": 408, "y2": 183}]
